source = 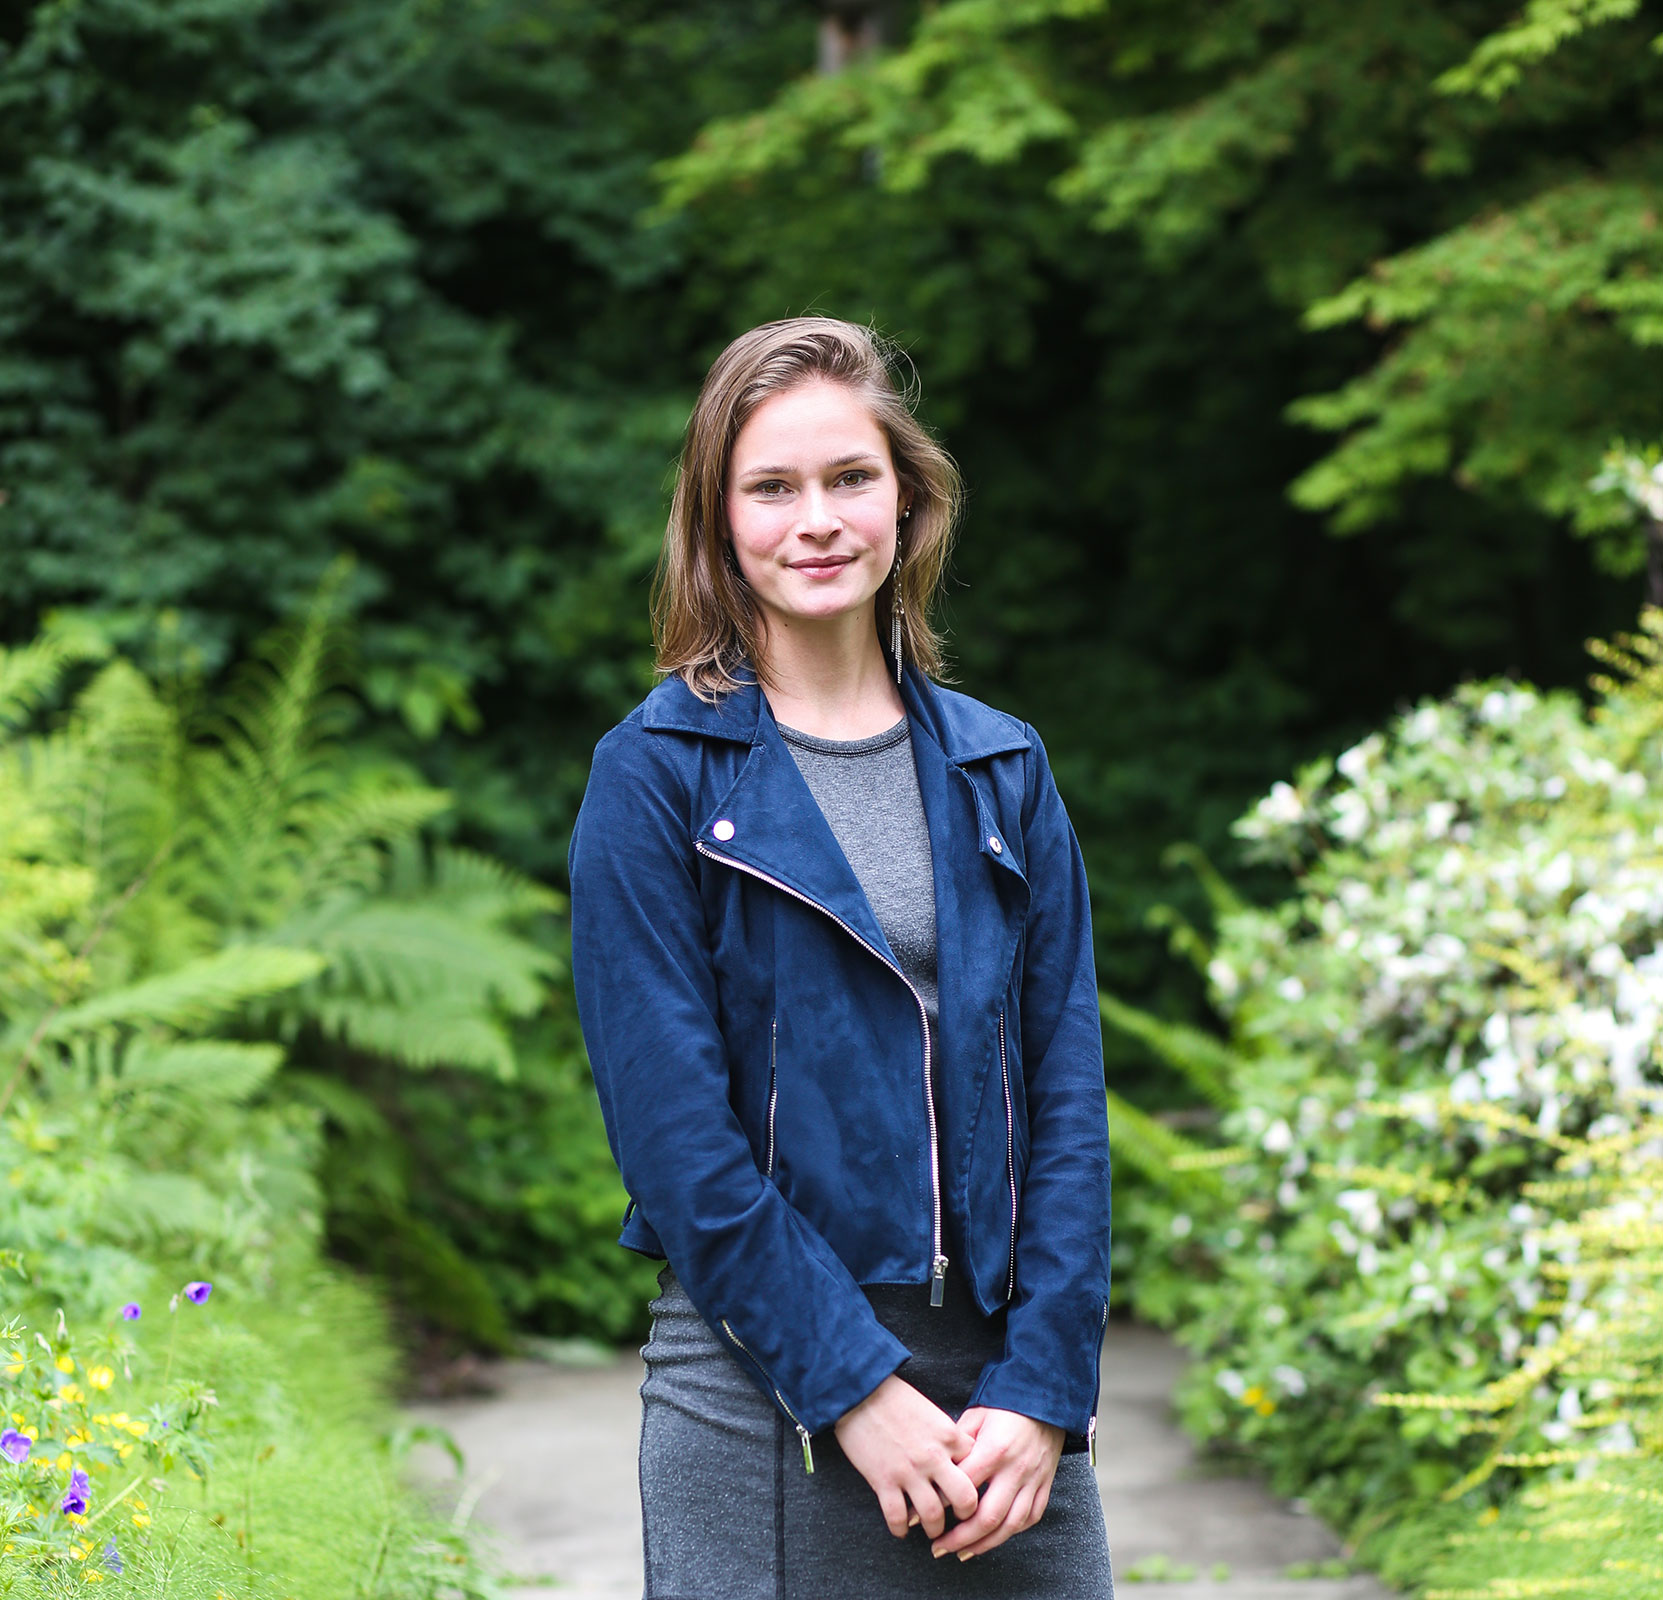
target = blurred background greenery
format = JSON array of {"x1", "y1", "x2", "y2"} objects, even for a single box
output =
[{"x1": 5, "y1": 0, "x2": 1663, "y2": 1591}]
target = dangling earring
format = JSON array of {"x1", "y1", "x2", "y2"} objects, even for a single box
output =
[{"x1": 891, "y1": 506, "x2": 911, "y2": 684}]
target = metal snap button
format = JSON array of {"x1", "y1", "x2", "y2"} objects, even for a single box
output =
[
  {"x1": 713, "y1": 819, "x2": 736, "y2": 842},
  {"x1": 989, "y1": 835, "x2": 1003, "y2": 854}
]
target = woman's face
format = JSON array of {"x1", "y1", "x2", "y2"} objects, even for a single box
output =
[{"x1": 725, "y1": 379, "x2": 906, "y2": 641}]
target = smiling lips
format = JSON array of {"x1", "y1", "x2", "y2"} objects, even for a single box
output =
[{"x1": 790, "y1": 556, "x2": 855, "y2": 577}]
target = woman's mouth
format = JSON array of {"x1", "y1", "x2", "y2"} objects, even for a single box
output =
[{"x1": 791, "y1": 556, "x2": 854, "y2": 578}]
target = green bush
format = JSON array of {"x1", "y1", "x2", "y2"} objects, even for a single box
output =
[
  {"x1": 0, "y1": 595, "x2": 557, "y2": 1593},
  {"x1": 385, "y1": 1016, "x2": 659, "y2": 1347},
  {"x1": 1108, "y1": 611, "x2": 1663, "y2": 1588}
]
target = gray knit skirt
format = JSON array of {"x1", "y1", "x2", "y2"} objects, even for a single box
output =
[{"x1": 638, "y1": 1266, "x2": 1114, "y2": 1599}]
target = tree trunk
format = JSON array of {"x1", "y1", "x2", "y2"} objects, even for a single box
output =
[{"x1": 817, "y1": 4, "x2": 883, "y2": 73}]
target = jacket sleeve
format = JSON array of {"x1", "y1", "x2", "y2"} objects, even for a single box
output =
[
  {"x1": 968, "y1": 723, "x2": 1112, "y2": 1437},
  {"x1": 568, "y1": 722, "x2": 911, "y2": 1437}
]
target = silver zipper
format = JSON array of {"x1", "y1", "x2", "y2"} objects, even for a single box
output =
[
  {"x1": 1088, "y1": 1299, "x2": 1108, "y2": 1467},
  {"x1": 721, "y1": 1317, "x2": 814, "y2": 1472},
  {"x1": 998, "y1": 1007, "x2": 1017, "y2": 1302},
  {"x1": 696, "y1": 842, "x2": 947, "y2": 1306},
  {"x1": 766, "y1": 1014, "x2": 779, "y2": 1177}
]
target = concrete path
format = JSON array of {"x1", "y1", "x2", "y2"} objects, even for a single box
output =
[{"x1": 404, "y1": 1322, "x2": 1392, "y2": 1599}]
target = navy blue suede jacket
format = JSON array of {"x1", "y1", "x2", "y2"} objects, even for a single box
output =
[{"x1": 567, "y1": 664, "x2": 1111, "y2": 1460}]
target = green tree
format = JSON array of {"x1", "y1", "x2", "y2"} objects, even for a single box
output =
[{"x1": 0, "y1": 0, "x2": 814, "y2": 876}]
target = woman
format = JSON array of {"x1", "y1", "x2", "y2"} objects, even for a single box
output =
[{"x1": 569, "y1": 317, "x2": 1113, "y2": 1598}]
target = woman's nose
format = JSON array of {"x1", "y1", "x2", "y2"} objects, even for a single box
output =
[{"x1": 795, "y1": 484, "x2": 841, "y2": 536}]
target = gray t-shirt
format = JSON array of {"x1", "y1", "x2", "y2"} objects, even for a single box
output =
[{"x1": 776, "y1": 714, "x2": 939, "y2": 1030}]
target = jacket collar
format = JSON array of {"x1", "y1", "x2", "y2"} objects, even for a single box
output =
[{"x1": 640, "y1": 663, "x2": 1031, "y2": 766}]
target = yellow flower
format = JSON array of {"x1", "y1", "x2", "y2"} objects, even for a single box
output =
[
  {"x1": 55, "y1": 1356, "x2": 74, "y2": 1375},
  {"x1": 116, "y1": 1443, "x2": 133, "y2": 1459},
  {"x1": 65, "y1": 1428, "x2": 91, "y2": 1446},
  {"x1": 130, "y1": 1511, "x2": 149, "y2": 1528},
  {"x1": 124, "y1": 1419, "x2": 148, "y2": 1437},
  {"x1": 1479, "y1": 1506, "x2": 1501, "y2": 1526},
  {"x1": 1241, "y1": 1385, "x2": 1265, "y2": 1407},
  {"x1": 132, "y1": 1497, "x2": 146, "y2": 1512},
  {"x1": 57, "y1": 1452, "x2": 71, "y2": 1471},
  {"x1": 1255, "y1": 1399, "x2": 1276, "y2": 1417},
  {"x1": 82, "y1": 1573, "x2": 103, "y2": 1584},
  {"x1": 86, "y1": 1367, "x2": 113, "y2": 1392},
  {"x1": 58, "y1": 1383, "x2": 84, "y2": 1404}
]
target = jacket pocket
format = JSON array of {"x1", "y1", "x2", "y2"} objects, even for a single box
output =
[{"x1": 999, "y1": 1006, "x2": 1017, "y2": 1302}]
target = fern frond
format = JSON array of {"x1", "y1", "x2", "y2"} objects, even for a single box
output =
[
  {"x1": 1589, "y1": 606, "x2": 1663, "y2": 762},
  {"x1": 0, "y1": 630, "x2": 105, "y2": 734},
  {"x1": 41, "y1": 946, "x2": 325, "y2": 1038},
  {"x1": 281, "y1": 1071, "x2": 391, "y2": 1138},
  {"x1": 1106, "y1": 1087, "x2": 1225, "y2": 1198},
  {"x1": 306, "y1": 997, "x2": 515, "y2": 1076},
  {"x1": 119, "y1": 1038, "x2": 285, "y2": 1102},
  {"x1": 429, "y1": 843, "x2": 565, "y2": 921},
  {"x1": 281, "y1": 786, "x2": 454, "y2": 911},
  {"x1": 184, "y1": 559, "x2": 359, "y2": 925},
  {"x1": 100, "y1": 1172, "x2": 220, "y2": 1242},
  {"x1": 1161, "y1": 841, "x2": 1248, "y2": 920},
  {"x1": 298, "y1": 901, "x2": 556, "y2": 1016},
  {"x1": 1100, "y1": 993, "x2": 1237, "y2": 1108}
]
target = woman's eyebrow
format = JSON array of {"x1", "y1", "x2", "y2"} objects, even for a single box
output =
[{"x1": 737, "y1": 453, "x2": 884, "y2": 478}]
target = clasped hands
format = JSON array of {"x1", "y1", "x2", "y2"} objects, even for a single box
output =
[{"x1": 834, "y1": 1374, "x2": 1064, "y2": 1561}]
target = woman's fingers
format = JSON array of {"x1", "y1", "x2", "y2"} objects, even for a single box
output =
[
  {"x1": 936, "y1": 1458, "x2": 981, "y2": 1523},
  {"x1": 957, "y1": 1482, "x2": 1038, "y2": 1560},
  {"x1": 1030, "y1": 1474, "x2": 1052, "y2": 1525},
  {"x1": 878, "y1": 1485, "x2": 912, "y2": 1539},
  {"x1": 906, "y1": 1478, "x2": 948, "y2": 1540},
  {"x1": 933, "y1": 1470, "x2": 1017, "y2": 1557}
]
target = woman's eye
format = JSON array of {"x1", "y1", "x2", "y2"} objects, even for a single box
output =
[
  {"x1": 837, "y1": 471, "x2": 869, "y2": 487},
  {"x1": 755, "y1": 481, "x2": 788, "y2": 496}
]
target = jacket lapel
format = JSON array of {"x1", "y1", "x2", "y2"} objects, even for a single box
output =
[
  {"x1": 686, "y1": 685, "x2": 899, "y2": 966},
  {"x1": 646, "y1": 666, "x2": 1033, "y2": 990}
]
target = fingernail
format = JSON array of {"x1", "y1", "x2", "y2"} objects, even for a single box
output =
[
  {"x1": 932, "y1": 1547, "x2": 945, "y2": 1559},
  {"x1": 958, "y1": 1551, "x2": 974, "y2": 1562},
  {"x1": 908, "y1": 1514, "x2": 920, "y2": 1528}
]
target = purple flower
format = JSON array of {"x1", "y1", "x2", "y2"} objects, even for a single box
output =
[
  {"x1": 0, "y1": 1429, "x2": 30, "y2": 1464},
  {"x1": 120, "y1": 1303, "x2": 141, "y2": 1321},
  {"x1": 61, "y1": 1466, "x2": 89, "y2": 1516},
  {"x1": 183, "y1": 1281, "x2": 212, "y2": 1305},
  {"x1": 102, "y1": 1538, "x2": 123, "y2": 1574}
]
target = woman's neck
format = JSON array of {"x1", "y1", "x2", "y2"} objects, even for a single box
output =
[{"x1": 756, "y1": 614, "x2": 906, "y2": 740}]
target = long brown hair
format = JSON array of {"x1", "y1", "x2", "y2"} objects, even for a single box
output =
[{"x1": 653, "y1": 317, "x2": 961, "y2": 700}]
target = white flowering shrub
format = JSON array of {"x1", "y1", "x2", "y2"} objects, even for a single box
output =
[{"x1": 1120, "y1": 615, "x2": 1663, "y2": 1583}]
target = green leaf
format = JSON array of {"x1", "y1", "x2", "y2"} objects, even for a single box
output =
[
  {"x1": 119, "y1": 1038, "x2": 284, "y2": 1102},
  {"x1": 42, "y1": 946, "x2": 325, "y2": 1037},
  {"x1": 1101, "y1": 994, "x2": 1237, "y2": 1108}
]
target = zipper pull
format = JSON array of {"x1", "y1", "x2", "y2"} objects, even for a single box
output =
[
  {"x1": 1088, "y1": 1414, "x2": 1098, "y2": 1468},
  {"x1": 929, "y1": 1255, "x2": 949, "y2": 1307},
  {"x1": 797, "y1": 1423, "x2": 815, "y2": 1474}
]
